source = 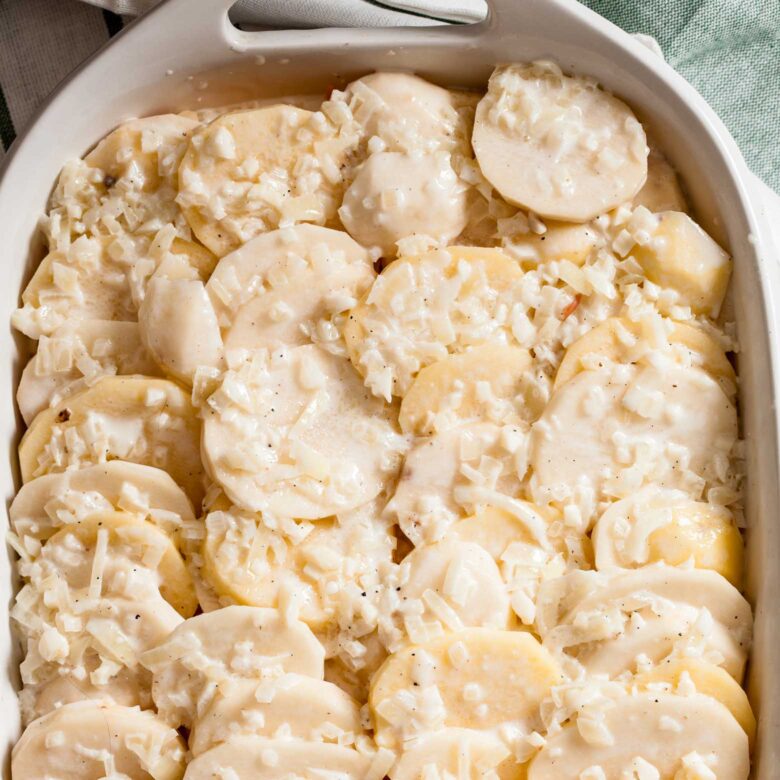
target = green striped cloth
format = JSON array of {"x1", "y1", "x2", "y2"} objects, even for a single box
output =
[{"x1": 0, "y1": 0, "x2": 777, "y2": 190}]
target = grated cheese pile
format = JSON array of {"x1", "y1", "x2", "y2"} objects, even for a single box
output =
[{"x1": 8, "y1": 64, "x2": 752, "y2": 780}]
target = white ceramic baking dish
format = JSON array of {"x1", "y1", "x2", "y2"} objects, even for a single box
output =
[{"x1": 1, "y1": 0, "x2": 779, "y2": 775}]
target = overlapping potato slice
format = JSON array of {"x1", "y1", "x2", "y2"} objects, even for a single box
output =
[
  {"x1": 389, "y1": 728, "x2": 514, "y2": 780},
  {"x1": 139, "y1": 276, "x2": 223, "y2": 385},
  {"x1": 18, "y1": 320, "x2": 160, "y2": 424},
  {"x1": 205, "y1": 224, "x2": 374, "y2": 355},
  {"x1": 10, "y1": 460, "x2": 194, "y2": 553},
  {"x1": 201, "y1": 500, "x2": 393, "y2": 629},
  {"x1": 201, "y1": 345, "x2": 403, "y2": 518},
  {"x1": 44, "y1": 114, "x2": 199, "y2": 244},
  {"x1": 183, "y1": 736, "x2": 374, "y2": 780},
  {"x1": 13, "y1": 237, "x2": 139, "y2": 339},
  {"x1": 501, "y1": 220, "x2": 603, "y2": 267},
  {"x1": 399, "y1": 343, "x2": 534, "y2": 434},
  {"x1": 19, "y1": 658, "x2": 151, "y2": 724},
  {"x1": 12, "y1": 701, "x2": 187, "y2": 780},
  {"x1": 472, "y1": 62, "x2": 647, "y2": 222},
  {"x1": 343, "y1": 245, "x2": 524, "y2": 399},
  {"x1": 28, "y1": 510, "x2": 197, "y2": 617},
  {"x1": 339, "y1": 150, "x2": 468, "y2": 256},
  {"x1": 536, "y1": 566, "x2": 752, "y2": 680},
  {"x1": 635, "y1": 658, "x2": 756, "y2": 746},
  {"x1": 452, "y1": 505, "x2": 565, "y2": 624},
  {"x1": 189, "y1": 673, "x2": 362, "y2": 756},
  {"x1": 386, "y1": 422, "x2": 529, "y2": 546},
  {"x1": 342, "y1": 72, "x2": 464, "y2": 154},
  {"x1": 371, "y1": 628, "x2": 563, "y2": 749},
  {"x1": 592, "y1": 486, "x2": 743, "y2": 585},
  {"x1": 18, "y1": 375, "x2": 205, "y2": 508},
  {"x1": 553, "y1": 315, "x2": 736, "y2": 397},
  {"x1": 633, "y1": 148, "x2": 688, "y2": 213},
  {"x1": 177, "y1": 105, "x2": 359, "y2": 256},
  {"x1": 13, "y1": 592, "x2": 181, "y2": 720},
  {"x1": 140, "y1": 606, "x2": 324, "y2": 728},
  {"x1": 531, "y1": 364, "x2": 737, "y2": 505},
  {"x1": 390, "y1": 538, "x2": 512, "y2": 641},
  {"x1": 629, "y1": 211, "x2": 732, "y2": 317},
  {"x1": 527, "y1": 691, "x2": 749, "y2": 779}
]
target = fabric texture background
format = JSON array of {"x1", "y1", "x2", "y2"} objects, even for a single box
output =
[{"x1": 0, "y1": 0, "x2": 776, "y2": 191}]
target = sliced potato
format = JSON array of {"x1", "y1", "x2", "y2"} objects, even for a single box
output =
[
  {"x1": 18, "y1": 375, "x2": 205, "y2": 508},
  {"x1": 385, "y1": 422, "x2": 527, "y2": 546},
  {"x1": 531, "y1": 364, "x2": 737, "y2": 504},
  {"x1": 395, "y1": 538, "x2": 513, "y2": 638},
  {"x1": 630, "y1": 210, "x2": 732, "y2": 317},
  {"x1": 592, "y1": 486, "x2": 743, "y2": 585},
  {"x1": 139, "y1": 276, "x2": 223, "y2": 384},
  {"x1": 502, "y1": 221, "x2": 603, "y2": 267},
  {"x1": 205, "y1": 224, "x2": 374, "y2": 354},
  {"x1": 371, "y1": 628, "x2": 563, "y2": 749},
  {"x1": 636, "y1": 657, "x2": 756, "y2": 746},
  {"x1": 40, "y1": 510, "x2": 197, "y2": 617},
  {"x1": 18, "y1": 320, "x2": 160, "y2": 425},
  {"x1": 537, "y1": 566, "x2": 752, "y2": 680},
  {"x1": 201, "y1": 501, "x2": 393, "y2": 629},
  {"x1": 390, "y1": 728, "x2": 516, "y2": 780},
  {"x1": 140, "y1": 606, "x2": 324, "y2": 728},
  {"x1": 202, "y1": 345, "x2": 403, "y2": 518},
  {"x1": 178, "y1": 105, "x2": 358, "y2": 256},
  {"x1": 553, "y1": 316, "x2": 736, "y2": 398},
  {"x1": 183, "y1": 736, "x2": 371, "y2": 780},
  {"x1": 473, "y1": 62, "x2": 647, "y2": 222},
  {"x1": 339, "y1": 150, "x2": 468, "y2": 257},
  {"x1": 344, "y1": 245, "x2": 524, "y2": 399},
  {"x1": 189, "y1": 674, "x2": 362, "y2": 756},
  {"x1": 633, "y1": 148, "x2": 687, "y2": 213},
  {"x1": 399, "y1": 343, "x2": 534, "y2": 434},
  {"x1": 10, "y1": 460, "x2": 194, "y2": 551},
  {"x1": 527, "y1": 692, "x2": 748, "y2": 780},
  {"x1": 12, "y1": 701, "x2": 186, "y2": 780}
]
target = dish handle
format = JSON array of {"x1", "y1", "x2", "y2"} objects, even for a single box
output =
[{"x1": 138, "y1": 0, "x2": 529, "y2": 56}]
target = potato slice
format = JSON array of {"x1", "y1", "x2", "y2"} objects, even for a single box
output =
[
  {"x1": 536, "y1": 566, "x2": 752, "y2": 680},
  {"x1": 390, "y1": 728, "x2": 515, "y2": 780},
  {"x1": 38, "y1": 510, "x2": 197, "y2": 617},
  {"x1": 10, "y1": 460, "x2": 194, "y2": 553},
  {"x1": 178, "y1": 105, "x2": 358, "y2": 256},
  {"x1": 18, "y1": 375, "x2": 205, "y2": 508},
  {"x1": 18, "y1": 320, "x2": 160, "y2": 425},
  {"x1": 344, "y1": 245, "x2": 524, "y2": 399},
  {"x1": 200, "y1": 501, "x2": 393, "y2": 629},
  {"x1": 202, "y1": 345, "x2": 403, "y2": 518},
  {"x1": 472, "y1": 63, "x2": 647, "y2": 222},
  {"x1": 183, "y1": 736, "x2": 372, "y2": 780},
  {"x1": 385, "y1": 422, "x2": 528, "y2": 546},
  {"x1": 630, "y1": 211, "x2": 732, "y2": 317},
  {"x1": 399, "y1": 343, "x2": 534, "y2": 434},
  {"x1": 12, "y1": 701, "x2": 186, "y2": 780},
  {"x1": 370, "y1": 628, "x2": 563, "y2": 749},
  {"x1": 339, "y1": 150, "x2": 468, "y2": 257},
  {"x1": 636, "y1": 658, "x2": 756, "y2": 746},
  {"x1": 502, "y1": 220, "x2": 603, "y2": 267},
  {"x1": 592, "y1": 486, "x2": 743, "y2": 585},
  {"x1": 452, "y1": 504, "x2": 563, "y2": 624},
  {"x1": 189, "y1": 674, "x2": 362, "y2": 756},
  {"x1": 633, "y1": 148, "x2": 687, "y2": 213},
  {"x1": 553, "y1": 316, "x2": 736, "y2": 398},
  {"x1": 205, "y1": 224, "x2": 374, "y2": 354},
  {"x1": 392, "y1": 538, "x2": 512, "y2": 641},
  {"x1": 140, "y1": 606, "x2": 324, "y2": 728},
  {"x1": 139, "y1": 276, "x2": 223, "y2": 384},
  {"x1": 531, "y1": 364, "x2": 738, "y2": 505},
  {"x1": 527, "y1": 692, "x2": 748, "y2": 780}
]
